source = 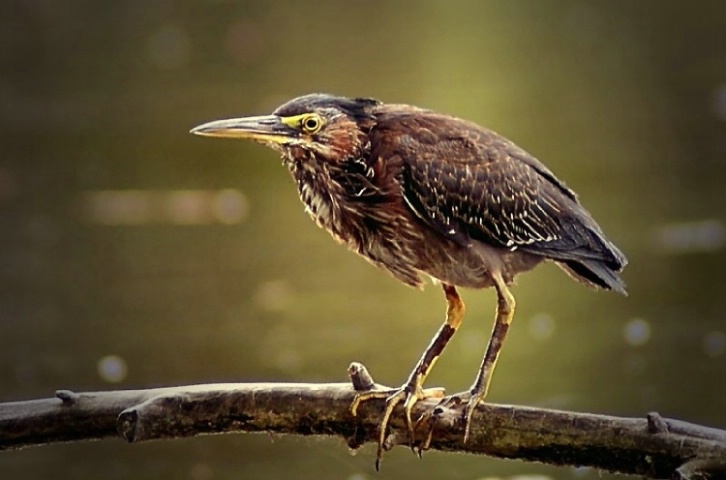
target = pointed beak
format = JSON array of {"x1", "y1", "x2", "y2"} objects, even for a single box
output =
[{"x1": 190, "y1": 115, "x2": 298, "y2": 144}]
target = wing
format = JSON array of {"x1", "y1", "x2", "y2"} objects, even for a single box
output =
[
  {"x1": 374, "y1": 110, "x2": 626, "y2": 271},
  {"x1": 404, "y1": 141, "x2": 586, "y2": 253}
]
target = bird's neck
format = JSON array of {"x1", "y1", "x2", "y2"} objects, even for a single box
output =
[
  {"x1": 285, "y1": 152, "x2": 382, "y2": 242},
  {"x1": 287, "y1": 155, "x2": 341, "y2": 234}
]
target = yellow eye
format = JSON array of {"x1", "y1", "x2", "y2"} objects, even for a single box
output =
[{"x1": 301, "y1": 114, "x2": 323, "y2": 134}]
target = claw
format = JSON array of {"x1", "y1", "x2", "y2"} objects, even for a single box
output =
[
  {"x1": 351, "y1": 386, "x2": 411, "y2": 468},
  {"x1": 377, "y1": 388, "x2": 408, "y2": 460},
  {"x1": 413, "y1": 396, "x2": 453, "y2": 454},
  {"x1": 420, "y1": 426, "x2": 434, "y2": 453},
  {"x1": 463, "y1": 398, "x2": 477, "y2": 443},
  {"x1": 350, "y1": 385, "x2": 445, "y2": 468},
  {"x1": 350, "y1": 388, "x2": 390, "y2": 417},
  {"x1": 415, "y1": 410, "x2": 436, "y2": 454},
  {"x1": 402, "y1": 391, "x2": 420, "y2": 448},
  {"x1": 462, "y1": 391, "x2": 485, "y2": 443},
  {"x1": 428, "y1": 391, "x2": 484, "y2": 443}
]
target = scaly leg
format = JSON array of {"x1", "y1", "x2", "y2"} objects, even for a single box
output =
[
  {"x1": 461, "y1": 271, "x2": 516, "y2": 442},
  {"x1": 350, "y1": 283, "x2": 465, "y2": 468}
]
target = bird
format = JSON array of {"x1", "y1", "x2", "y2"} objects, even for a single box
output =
[{"x1": 191, "y1": 93, "x2": 627, "y2": 466}]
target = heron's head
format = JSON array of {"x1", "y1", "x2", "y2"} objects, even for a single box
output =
[{"x1": 191, "y1": 94, "x2": 381, "y2": 164}]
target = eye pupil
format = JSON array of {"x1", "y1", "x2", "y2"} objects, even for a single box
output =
[{"x1": 305, "y1": 118, "x2": 318, "y2": 129}]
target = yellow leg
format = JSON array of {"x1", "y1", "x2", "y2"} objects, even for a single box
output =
[
  {"x1": 462, "y1": 271, "x2": 516, "y2": 442},
  {"x1": 350, "y1": 283, "x2": 465, "y2": 469}
]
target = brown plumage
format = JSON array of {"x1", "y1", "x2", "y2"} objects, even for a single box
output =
[{"x1": 191, "y1": 93, "x2": 627, "y2": 468}]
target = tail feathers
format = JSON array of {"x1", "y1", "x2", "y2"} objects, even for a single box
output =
[{"x1": 560, "y1": 259, "x2": 627, "y2": 295}]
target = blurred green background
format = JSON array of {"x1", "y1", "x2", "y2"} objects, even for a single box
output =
[{"x1": 1, "y1": 1, "x2": 725, "y2": 479}]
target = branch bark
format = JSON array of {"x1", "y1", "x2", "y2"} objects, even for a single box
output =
[{"x1": 1, "y1": 363, "x2": 724, "y2": 479}]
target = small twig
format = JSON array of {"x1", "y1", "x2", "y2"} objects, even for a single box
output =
[
  {"x1": 348, "y1": 362, "x2": 377, "y2": 391},
  {"x1": 0, "y1": 363, "x2": 724, "y2": 479}
]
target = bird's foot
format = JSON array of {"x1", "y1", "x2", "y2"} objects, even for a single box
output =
[
  {"x1": 417, "y1": 390, "x2": 484, "y2": 452},
  {"x1": 350, "y1": 382, "x2": 445, "y2": 470}
]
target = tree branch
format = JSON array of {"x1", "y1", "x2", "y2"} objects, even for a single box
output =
[{"x1": 1, "y1": 363, "x2": 724, "y2": 479}]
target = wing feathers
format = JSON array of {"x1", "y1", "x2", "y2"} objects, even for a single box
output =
[{"x1": 377, "y1": 112, "x2": 625, "y2": 272}]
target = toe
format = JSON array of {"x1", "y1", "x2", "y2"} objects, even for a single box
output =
[
  {"x1": 350, "y1": 388, "x2": 394, "y2": 416},
  {"x1": 462, "y1": 397, "x2": 480, "y2": 443}
]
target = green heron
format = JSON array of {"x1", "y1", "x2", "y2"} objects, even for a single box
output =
[{"x1": 191, "y1": 94, "x2": 627, "y2": 464}]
